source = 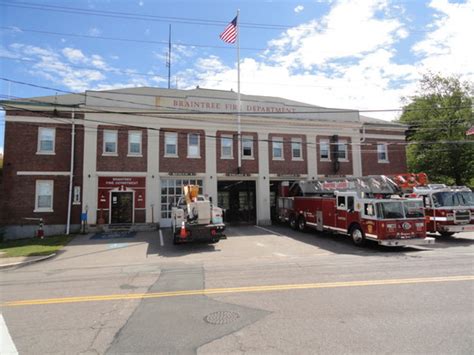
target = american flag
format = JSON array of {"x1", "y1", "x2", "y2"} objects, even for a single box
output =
[
  {"x1": 466, "y1": 126, "x2": 474, "y2": 136},
  {"x1": 220, "y1": 16, "x2": 238, "y2": 44}
]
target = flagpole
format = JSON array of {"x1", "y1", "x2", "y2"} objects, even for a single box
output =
[{"x1": 237, "y1": 9, "x2": 241, "y2": 173}]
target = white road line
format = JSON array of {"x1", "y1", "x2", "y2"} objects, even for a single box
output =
[
  {"x1": 273, "y1": 252, "x2": 287, "y2": 257},
  {"x1": 159, "y1": 230, "x2": 164, "y2": 247},
  {"x1": 0, "y1": 314, "x2": 18, "y2": 355},
  {"x1": 255, "y1": 225, "x2": 287, "y2": 237},
  {"x1": 256, "y1": 242, "x2": 265, "y2": 247}
]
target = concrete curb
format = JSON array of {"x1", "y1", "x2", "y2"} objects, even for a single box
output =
[{"x1": 0, "y1": 253, "x2": 57, "y2": 270}]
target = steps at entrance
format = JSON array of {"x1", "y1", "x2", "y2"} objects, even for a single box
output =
[{"x1": 103, "y1": 223, "x2": 159, "y2": 233}]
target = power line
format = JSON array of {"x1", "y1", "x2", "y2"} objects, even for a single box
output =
[
  {"x1": 0, "y1": 26, "x2": 265, "y2": 51},
  {"x1": 0, "y1": 1, "x2": 291, "y2": 30}
]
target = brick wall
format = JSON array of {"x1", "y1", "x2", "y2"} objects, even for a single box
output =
[
  {"x1": 268, "y1": 133, "x2": 307, "y2": 175},
  {"x1": 216, "y1": 131, "x2": 259, "y2": 174},
  {"x1": 361, "y1": 139, "x2": 407, "y2": 175},
  {"x1": 2, "y1": 118, "x2": 84, "y2": 227},
  {"x1": 316, "y1": 135, "x2": 354, "y2": 176},
  {"x1": 159, "y1": 129, "x2": 206, "y2": 173},
  {"x1": 97, "y1": 126, "x2": 147, "y2": 172}
]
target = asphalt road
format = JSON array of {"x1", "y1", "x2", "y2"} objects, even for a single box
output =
[{"x1": 1, "y1": 226, "x2": 473, "y2": 354}]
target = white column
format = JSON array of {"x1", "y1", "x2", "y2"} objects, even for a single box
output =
[
  {"x1": 306, "y1": 134, "x2": 318, "y2": 179},
  {"x1": 351, "y1": 134, "x2": 363, "y2": 176},
  {"x1": 82, "y1": 121, "x2": 98, "y2": 224},
  {"x1": 204, "y1": 129, "x2": 218, "y2": 203},
  {"x1": 257, "y1": 132, "x2": 271, "y2": 225},
  {"x1": 146, "y1": 129, "x2": 160, "y2": 223}
]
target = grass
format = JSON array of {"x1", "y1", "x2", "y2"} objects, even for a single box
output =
[{"x1": 0, "y1": 235, "x2": 74, "y2": 258}]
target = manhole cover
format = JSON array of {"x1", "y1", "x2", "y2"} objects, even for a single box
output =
[{"x1": 204, "y1": 311, "x2": 240, "y2": 325}]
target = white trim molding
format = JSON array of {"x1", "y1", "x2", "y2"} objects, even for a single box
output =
[{"x1": 17, "y1": 171, "x2": 70, "y2": 176}]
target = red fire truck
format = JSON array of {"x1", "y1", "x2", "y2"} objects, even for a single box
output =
[
  {"x1": 277, "y1": 176, "x2": 435, "y2": 247},
  {"x1": 391, "y1": 173, "x2": 474, "y2": 236}
]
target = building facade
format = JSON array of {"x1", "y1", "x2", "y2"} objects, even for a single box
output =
[{"x1": 0, "y1": 87, "x2": 408, "y2": 237}]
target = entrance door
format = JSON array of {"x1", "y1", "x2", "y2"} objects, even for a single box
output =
[
  {"x1": 111, "y1": 192, "x2": 133, "y2": 224},
  {"x1": 218, "y1": 180, "x2": 256, "y2": 224}
]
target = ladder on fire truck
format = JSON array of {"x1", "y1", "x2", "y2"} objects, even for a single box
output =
[{"x1": 288, "y1": 175, "x2": 402, "y2": 198}]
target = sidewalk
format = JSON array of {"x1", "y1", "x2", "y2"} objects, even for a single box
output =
[{"x1": 0, "y1": 253, "x2": 56, "y2": 269}]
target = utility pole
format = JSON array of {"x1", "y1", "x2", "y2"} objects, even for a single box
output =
[
  {"x1": 66, "y1": 107, "x2": 76, "y2": 235},
  {"x1": 167, "y1": 24, "x2": 171, "y2": 89}
]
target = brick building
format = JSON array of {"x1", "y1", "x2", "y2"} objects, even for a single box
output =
[{"x1": 0, "y1": 87, "x2": 408, "y2": 237}]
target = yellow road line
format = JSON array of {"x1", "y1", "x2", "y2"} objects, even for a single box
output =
[{"x1": 2, "y1": 275, "x2": 473, "y2": 307}]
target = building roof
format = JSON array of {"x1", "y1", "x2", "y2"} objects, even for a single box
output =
[{"x1": 0, "y1": 86, "x2": 402, "y2": 128}]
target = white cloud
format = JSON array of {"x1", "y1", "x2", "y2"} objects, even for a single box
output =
[
  {"x1": 88, "y1": 27, "x2": 102, "y2": 37},
  {"x1": 294, "y1": 5, "x2": 304, "y2": 13},
  {"x1": 412, "y1": 0, "x2": 474, "y2": 82},
  {"x1": 62, "y1": 47, "x2": 87, "y2": 63},
  {"x1": 139, "y1": 1, "x2": 144, "y2": 6}
]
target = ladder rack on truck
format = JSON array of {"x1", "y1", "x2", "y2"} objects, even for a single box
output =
[
  {"x1": 277, "y1": 176, "x2": 435, "y2": 247},
  {"x1": 390, "y1": 173, "x2": 474, "y2": 237}
]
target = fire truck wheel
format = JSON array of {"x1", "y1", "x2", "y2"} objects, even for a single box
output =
[
  {"x1": 289, "y1": 215, "x2": 297, "y2": 230},
  {"x1": 350, "y1": 226, "x2": 366, "y2": 246},
  {"x1": 440, "y1": 231, "x2": 455, "y2": 237},
  {"x1": 298, "y1": 216, "x2": 306, "y2": 232}
]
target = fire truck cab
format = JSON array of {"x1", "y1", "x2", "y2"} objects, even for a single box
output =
[
  {"x1": 390, "y1": 174, "x2": 474, "y2": 236},
  {"x1": 413, "y1": 185, "x2": 474, "y2": 236},
  {"x1": 278, "y1": 176, "x2": 435, "y2": 247}
]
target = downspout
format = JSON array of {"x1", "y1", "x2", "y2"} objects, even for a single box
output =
[{"x1": 66, "y1": 107, "x2": 76, "y2": 235}]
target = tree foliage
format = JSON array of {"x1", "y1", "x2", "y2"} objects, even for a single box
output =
[{"x1": 398, "y1": 73, "x2": 474, "y2": 186}]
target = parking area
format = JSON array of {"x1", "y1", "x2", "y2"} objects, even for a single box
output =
[{"x1": 35, "y1": 224, "x2": 474, "y2": 272}]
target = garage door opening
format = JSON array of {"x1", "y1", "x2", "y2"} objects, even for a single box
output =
[{"x1": 218, "y1": 180, "x2": 256, "y2": 225}]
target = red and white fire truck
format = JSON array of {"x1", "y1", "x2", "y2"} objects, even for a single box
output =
[
  {"x1": 277, "y1": 176, "x2": 435, "y2": 247},
  {"x1": 390, "y1": 173, "x2": 474, "y2": 236}
]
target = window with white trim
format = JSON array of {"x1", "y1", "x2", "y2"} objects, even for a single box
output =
[
  {"x1": 377, "y1": 142, "x2": 388, "y2": 162},
  {"x1": 35, "y1": 180, "x2": 54, "y2": 212},
  {"x1": 128, "y1": 131, "x2": 142, "y2": 156},
  {"x1": 221, "y1": 135, "x2": 233, "y2": 158},
  {"x1": 320, "y1": 139, "x2": 330, "y2": 160},
  {"x1": 242, "y1": 136, "x2": 254, "y2": 158},
  {"x1": 272, "y1": 137, "x2": 283, "y2": 160},
  {"x1": 187, "y1": 133, "x2": 200, "y2": 158},
  {"x1": 103, "y1": 130, "x2": 118, "y2": 155},
  {"x1": 336, "y1": 140, "x2": 348, "y2": 161},
  {"x1": 164, "y1": 132, "x2": 178, "y2": 157},
  {"x1": 291, "y1": 138, "x2": 302, "y2": 160},
  {"x1": 37, "y1": 127, "x2": 55, "y2": 154}
]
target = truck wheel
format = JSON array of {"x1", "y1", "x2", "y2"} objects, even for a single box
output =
[
  {"x1": 350, "y1": 226, "x2": 366, "y2": 246},
  {"x1": 298, "y1": 216, "x2": 306, "y2": 232},
  {"x1": 289, "y1": 215, "x2": 297, "y2": 230},
  {"x1": 440, "y1": 231, "x2": 455, "y2": 237}
]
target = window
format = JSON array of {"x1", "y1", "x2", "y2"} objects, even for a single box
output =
[
  {"x1": 337, "y1": 196, "x2": 346, "y2": 208},
  {"x1": 364, "y1": 203, "x2": 375, "y2": 217},
  {"x1": 320, "y1": 140, "x2": 330, "y2": 160},
  {"x1": 128, "y1": 131, "x2": 142, "y2": 156},
  {"x1": 187, "y1": 133, "x2": 200, "y2": 158},
  {"x1": 73, "y1": 186, "x2": 81, "y2": 204},
  {"x1": 291, "y1": 138, "x2": 302, "y2": 160},
  {"x1": 35, "y1": 180, "x2": 53, "y2": 212},
  {"x1": 103, "y1": 130, "x2": 118, "y2": 155},
  {"x1": 221, "y1": 135, "x2": 233, "y2": 158},
  {"x1": 37, "y1": 127, "x2": 55, "y2": 154},
  {"x1": 272, "y1": 137, "x2": 283, "y2": 160},
  {"x1": 336, "y1": 140, "x2": 348, "y2": 161},
  {"x1": 242, "y1": 136, "x2": 254, "y2": 158},
  {"x1": 165, "y1": 132, "x2": 178, "y2": 157},
  {"x1": 377, "y1": 143, "x2": 388, "y2": 162}
]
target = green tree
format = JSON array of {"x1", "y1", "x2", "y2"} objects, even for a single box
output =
[{"x1": 399, "y1": 73, "x2": 474, "y2": 186}]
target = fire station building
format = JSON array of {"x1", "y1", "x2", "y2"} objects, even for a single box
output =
[{"x1": 0, "y1": 87, "x2": 408, "y2": 237}]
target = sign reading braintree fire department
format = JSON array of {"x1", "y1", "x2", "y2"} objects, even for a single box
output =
[{"x1": 97, "y1": 177, "x2": 146, "y2": 209}]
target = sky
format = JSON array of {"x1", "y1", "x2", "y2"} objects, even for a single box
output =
[{"x1": 1, "y1": 0, "x2": 474, "y2": 154}]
